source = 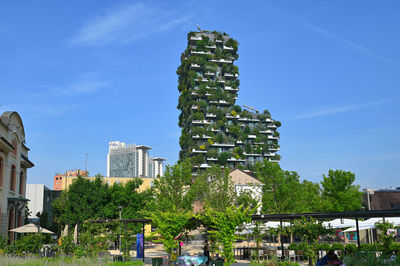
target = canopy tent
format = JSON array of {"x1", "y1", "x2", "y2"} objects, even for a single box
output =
[
  {"x1": 237, "y1": 221, "x2": 291, "y2": 235},
  {"x1": 322, "y1": 218, "x2": 356, "y2": 229},
  {"x1": 9, "y1": 223, "x2": 54, "y2": 234},
  {"x1": 343, "y1": 217, "x2": 400, "y2": 232}
]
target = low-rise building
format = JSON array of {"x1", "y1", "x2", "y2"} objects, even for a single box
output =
[
  {"x1": 58, "y1": 176, "x2": 154, "y2": 192},
  {"x1": 25, "y1": 184, "x2": 61, "y2": 227},
  {"x1": 53, "y1": 169, "x2": 88, "y2": 191},
  {"x1": 363, "y1": 187, "x2": 400, "y2": 210},
  {"x1": 0, "y1": 111, "x2": 34, "y2": 240}
]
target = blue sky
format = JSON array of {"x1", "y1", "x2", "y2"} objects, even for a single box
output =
[{"x1": 1, "y1": 0, "x2": 399, "y2": 189}]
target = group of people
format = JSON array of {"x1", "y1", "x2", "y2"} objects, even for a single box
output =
[{"x1": 317, "y1": 250, "x2": 342, "y2": 266}]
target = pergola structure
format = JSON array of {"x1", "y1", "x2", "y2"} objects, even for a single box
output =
[
  {"x1": 252, "y1": 210, "x2": 400, "y2": 260},
  {"x1": 89, "y1": 218, "x2": 152, "y2": 262}
]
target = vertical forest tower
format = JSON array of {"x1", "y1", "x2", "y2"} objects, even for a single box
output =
[{"x1": 177, "y1": 30, "x2": 281, "y2": 172}]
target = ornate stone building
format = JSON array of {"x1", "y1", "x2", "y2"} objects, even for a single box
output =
[{"x1": 0, "y1": 111, "x2": 34, "y2": 241}]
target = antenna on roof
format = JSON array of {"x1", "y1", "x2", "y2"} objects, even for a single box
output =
[
  {"x1": 196, "y1": 23, "x2": 203, "y2": 32},
  {"x1": 85, "y1": 153, "x2": 89, "y2": 171},
  {"x1": 243, "y1": 105, "x2": 259, "y2": 113}
]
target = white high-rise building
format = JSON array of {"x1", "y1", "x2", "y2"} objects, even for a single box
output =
[
  {"x1": 148, "y1": 157, "x2": 166, "y2": 178},
  {"x1": 107, "y1": 141, "x2": 165, "y2": 178}
]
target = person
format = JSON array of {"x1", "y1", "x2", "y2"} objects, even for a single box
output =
[
  {"x1": 203, "y1": 239, "x2": 210, "y2": 265},
  {"x1": 317, "y1": 250, "x2": 341, "y2": 266}
]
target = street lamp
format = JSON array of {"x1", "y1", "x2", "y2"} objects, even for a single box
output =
[{"x1": 117, "y1": 206, "x2": 123, "y2": 253}]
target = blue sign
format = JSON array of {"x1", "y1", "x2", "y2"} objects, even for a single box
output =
[{"x1": 137, "y1": 233, "x2": 144, "y2": 258}]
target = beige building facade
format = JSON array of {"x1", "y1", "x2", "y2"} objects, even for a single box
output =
[{"x1": 0, "y1": 111, "x2": 34, "y2": 240}]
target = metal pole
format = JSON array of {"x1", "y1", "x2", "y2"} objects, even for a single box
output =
[
  {"x1": 280, "y1": 218, "x2": 284, "y2": 261},
  {"x1": 142, "y1": 223, "x2": 145, "y2": 263},
  {"x1": 355, "y1": 216, "x2": 360, "y2": 249}
]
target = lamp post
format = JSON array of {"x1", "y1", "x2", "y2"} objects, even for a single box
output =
[{"x1": 118, "y1": 206, "x2": 123, "y2": 253}]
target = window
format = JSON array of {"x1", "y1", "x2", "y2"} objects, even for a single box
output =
[
  {"x1": 11, "y1": 139, "x2": 17, "y2": 155},
  {"x1": 19, "y1": 172, "x2": 24, "y2": 195},
  {"x1": 0, "y1": 157, "x2": 3, "y2": 187},
  {"x1": 10, "y1": 165, "x2": 16, "y2": 191}
]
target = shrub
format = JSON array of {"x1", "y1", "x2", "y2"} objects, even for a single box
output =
[
  {"x1": 297, "y1": 242, "x2": 308, "y2": 251},
  {"x1": 330, "y1": 242, "x2": 344, "y2": 251},
  {"x1": 360, "y1": 243, "x2": 376, "y2": 252},
  {"x1": 344, "y1": 244, "x2": 358, "y2": 254},
  {"x1": 390, "y1": 242, "x2": 400, "y2": 254},
  {"x1": 288, "y1": 242, "x2": 298, "y2": 250},
  {"x1": 319, "y1": 243, "x2": 331, "y2": 250},
  {"x1": 5, "y1": 233, "x2": 51, "y2": 255}
]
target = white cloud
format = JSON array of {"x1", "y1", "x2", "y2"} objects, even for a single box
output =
[
  {"x1": 70, "y1": 2, "x2": 193, "y2": 46},
  {"x1": 293, "y1": 98, "x2": 397, "y2": 119},
  {"x1": 28, "y1": 81, "x2": 107, "y2": 98}
]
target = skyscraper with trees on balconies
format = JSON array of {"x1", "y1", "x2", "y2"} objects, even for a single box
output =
[{"x1": 177, "y1": 30, "x2": 281, "y2": 172}]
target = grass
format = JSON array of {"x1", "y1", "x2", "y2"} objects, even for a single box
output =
[{"x1": 0, "y1": 255, "x2": 144, "y2": 266}]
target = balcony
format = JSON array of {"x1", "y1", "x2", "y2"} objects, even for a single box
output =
[
  {"x1": 191, "y1": 63, "x2": 201, "y2": 68},
  {"x1": 205, "y1": 113, "x2": 216, "y2": 118},
  {"x1": 263, "y1": 152, "x2": 276, "y2": 157},
  {"x1": 260, "y1": 130, "x2": 274, "y2": 134},
  {"x1": 190, "y1": 50, "x2": 212, "y2": 55},
  {"x1": 268, "y1": 135, "x2": 279, "y2": 140},
  {"x1": 209, "y1": 59, "x2": 232, "y2": 64},
  {"x1": 243, "y1": 152, "x2": 262, "y2": 157},
  {"x1": 238, "y1": 117, "x2": 260, "y2": 122},
  {"x1": 190, "y1": 36, "x2": 202, "y2": 41},
  {"x1": 206, "y1": 45, "x2": 216, "y2": 49},
  {"x1": 191, "y1": 120, "x2": 211, "y2": 125},
  {"x1": 269, "y1": 159, "x2": 280, "y2": 163},
  {"x1": 269, "y1": 147, "x2": 280, "y2": 151},
  {"x1": 191, "y1": 105, "x2": 198, "y2": 110},
  {"x1": 223, "y1": 45, "x2": 234, "y2": 51},
  {"x1": 224, "y1": 86, "x2": 239, "y2": 91},
  {"x1": 265, "y1": 118, "x2": 274, "y2": 123},
  {"x1": 206, "y1": 157, "x2": 218, "y2": 161},
  {"x1": 211, "y1": 143, "x2": 235, "y2": 147},
  {"x1": 215, "y1": 39, "x2": 223, "y2": 43},
  {"x1": 192, "y1": 149, "x2": 207, "y2": 154},
  {"x1": 192, "y1": 135, "x2": 211, "y2": 139},
  {"x1": 224, "y1": 73, "x2": 238, "y2": 78},
  {"x1": 204, "y1": 72, "x2": 215, "y2": 76},
  {"x1": 267, "y1": 124, "x2": 277, "y2": 129},
  {"x1": 248, "y1": 135, "x2": 256, "y2": 139}
]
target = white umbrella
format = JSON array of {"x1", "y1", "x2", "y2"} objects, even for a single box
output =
[
  {"x1": 322, "y1": 219, "x2": 356, "y2": 229},
  {"x1": 343, "y1": 217, "x2": 400, "y2": 232},
  {"x1": 9, "y1": 223, "x2": 54, "y2": 234},
  {"x1": 62, "y1": 224, "x2": 69, "y2": 237},
  {"x1": 73, "y1": 224, "x2": 78, "y2": 244}
]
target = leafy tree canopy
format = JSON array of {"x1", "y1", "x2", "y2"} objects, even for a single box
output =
[{"x1": 320, "y1": 170, "x2": 363, "y2": 212}]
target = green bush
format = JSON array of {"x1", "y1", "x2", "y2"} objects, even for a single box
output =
[
  {"x1": 359, "y1": 243, "x2": 376, "y2": 252},
  {"x1": 344, "y1": 244, "x2": 358, "y2": 254},
  {"x1": 288, "y1": 242, "x2": 298, "y2": 250},
  {"x1": 5, "y1": 233, "x2": 51, "y2": 255},
  {"x1": 390, "y1": 242, "x2": 400, "y2": 254},
  {"x1": 297, "y1": 242, "x2": 308, "y2": 251},
  {"x1": 330, "y1": 242, "x2": 344, "y2": 251},
  {"x1": 319, "y1": 243, "x2": 331, "y2": 250}
]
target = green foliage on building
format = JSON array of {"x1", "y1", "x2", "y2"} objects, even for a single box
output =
[{"x1": 177, "y1": 31, "x2": 281, "y2": 172}]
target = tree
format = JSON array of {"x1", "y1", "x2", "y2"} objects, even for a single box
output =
[
  {"x1": 192, "y1": 165, "x2": 236, "y2": 212},
  {"x1": 150, "y1": 161, "x2": 196, "y2": 260},
  {"x1": 52, "y1": 176, "x2": 110, "y2": 226},
  {"x1": 201, "y1": 206, "x2": 253, "y2": 265},
  {"x1": 255, "y1": 160, "x2": 304, "y2": 214},
  {"x1": 152, "y1": 160, "x2": 194, "y2": 212},
  {"x1": 320, "y1": 170, "x2": 363, "y2": 212}
]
